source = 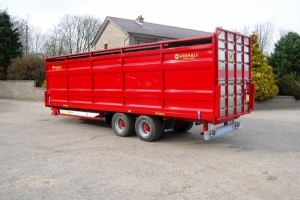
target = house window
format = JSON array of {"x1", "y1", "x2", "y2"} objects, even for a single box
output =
[
  {"x1": 104, "y1": 43, "x2": 108, "y2": 49},
  {"x1": 135, "y1": 40, "x2": 152, "y2": 45}
]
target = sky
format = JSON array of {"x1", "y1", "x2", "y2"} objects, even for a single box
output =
[{"x1": 0, "y1": 0, "x2": 299, "y2": 49}]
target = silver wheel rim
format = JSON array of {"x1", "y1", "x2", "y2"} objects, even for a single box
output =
[
  {"x1": 115, "y1": 117, "x2": 125, "y2": 133},
  {"x1": 138, "y1": 120, "x2": 151, "y2": 137}
]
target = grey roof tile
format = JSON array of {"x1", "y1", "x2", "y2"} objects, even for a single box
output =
[{"x1": 108, "y1": 16, "x2": 211, "y2": 39}]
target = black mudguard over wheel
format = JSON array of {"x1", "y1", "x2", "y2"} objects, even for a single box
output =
[
  {"x1": 112, "y1": 113, "x2": 135, "y2": 137},
  {"x1": 173, "y1": 121, "x2": 194, "y2": 133},
  {"x1": 135, "y1": 115, "x2": 163, "y2": 142}
]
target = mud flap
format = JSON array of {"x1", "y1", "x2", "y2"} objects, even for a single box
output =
[{"x1": 163, "y1": 119, "x2": 174, "y2": 132}]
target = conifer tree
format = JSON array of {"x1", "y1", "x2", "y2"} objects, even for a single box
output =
[
  {"x1": 0, "y1": 10, "x2": 22, "y2": 79},
  {"x1": 251, "y1": 33, "x2": 278, "y2": 101},
  {"x1": 268, "y1": 32, "x2": 300, "y2": 80}
]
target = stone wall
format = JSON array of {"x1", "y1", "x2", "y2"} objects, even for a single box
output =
[
  {"x1": 1, "y1": 81, "x2": 299, "y2": 109},
  {"x1": 0, "y1": 80, "x2": 45, "y2": 101},
  {"x1": 255, "y1": 96, "x2": 300, "y2": 110}
]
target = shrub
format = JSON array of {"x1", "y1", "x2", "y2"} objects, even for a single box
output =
[
  {"x1": 291, "y1": 82, "x2": 300, "y2": 100},
  {"x1": 7, "y1": 56, "x2": 45, "y2": 87},
  {"x1": 276, "y1": 75, "x2": 300, "y2": 100},
  {"x1": 42, "y1": 79, "x2": 47, "y2": 88},
  {"x1": 251, "y1": 33, "x2": 278, "y2": 101},
  {"x1": 0, "y1": 66, "x2": 6, "y2": 80}
]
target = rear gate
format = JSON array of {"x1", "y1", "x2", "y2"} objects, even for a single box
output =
[{"x1": 217, "y1": 28, "x2": 252, "y2": 119}]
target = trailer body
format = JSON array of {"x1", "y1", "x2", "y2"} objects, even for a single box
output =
[{"x1": 45, "y1": 27, "x2": 255, "y2": 141}]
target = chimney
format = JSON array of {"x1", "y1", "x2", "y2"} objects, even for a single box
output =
[{"x1": 136, "y1": 15, "x2": 144, "y2": 24}]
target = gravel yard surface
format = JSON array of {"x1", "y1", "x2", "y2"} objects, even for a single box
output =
[{"x1": 0, "y1": 99, "x2": 299, "y2": 199}]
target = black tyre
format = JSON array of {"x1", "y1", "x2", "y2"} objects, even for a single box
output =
[
  {"x1": 135, "y1": 115, "x2": 163, "y2": 142},
  {"x1": 112, "y1": 113, "x2": 135, "y2": 137},
  {"x1": 173, "y1": 121, "x2": 194, "y2": 133}
]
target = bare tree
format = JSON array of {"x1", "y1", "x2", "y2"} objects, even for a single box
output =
[
  {"x1": 254, "y1": 22, "x2": 275, "y2": 54},
  {"x1": 238, "y1": 25, "x2": 251, "y2": 36},
  {"x1": 278, "y1": 28, "x2": 290, "y2": 38},
  {"x1": 11, "y1": 15, "x2": 46, "y2": 57},
  {"x1": 43, "y1": 14, "x2": 102, "y2": 56},
  {"x1": 10, "y1": 13, "x2": 105, "y2": 57},
  {"x1": 29, "y1": 27, "x2": 46, "y2": 55},
  {"x1": 43, "y1": 27, "x2": 67, "y2": 56}
]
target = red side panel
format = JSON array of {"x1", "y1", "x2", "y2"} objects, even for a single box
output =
[
  {"x1": 123, "y1": 51, "x2": 161, "y2": 109},
  {"x1": 46, "y1": 61, "x2": 68, "y2": 105},
  {"x1": 162, "y1": 45, "x2": 215, "y2": 120},
  {"x1": 92, "y1": 54, "x2": 123, "y2": 107}
]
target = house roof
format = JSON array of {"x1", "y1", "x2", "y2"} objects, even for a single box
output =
[{"x1": 92, "y1": 16, "x2": 211, "y2": 46}]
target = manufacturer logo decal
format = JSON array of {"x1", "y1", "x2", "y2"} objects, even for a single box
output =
[
  {"x1": 52, "y1": 66, "x2": 62, "y2": 70},
  {"x1": 174, "y1": 53, "x2": 199, "y2": 60},
  {"x1": 155, "y1": 112, "x2": 165, "y2": 116}
]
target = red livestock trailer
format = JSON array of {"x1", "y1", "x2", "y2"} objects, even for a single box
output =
[{"x1": 44, "y1": 27, "x2": 255, "y2": 141}]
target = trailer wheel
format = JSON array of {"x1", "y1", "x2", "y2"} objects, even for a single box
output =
[
  {"x1": 173, "y1": 121, "x2": 194, "y2": 133},
  {"x1": 135, "y1": 115, "x2": 163, "y2": 142},
  {"x1": 112, "y1": 113, "x2": 135, "y2": 137}
]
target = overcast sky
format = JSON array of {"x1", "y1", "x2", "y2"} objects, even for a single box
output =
[{"x1": 1, "y1": 0, "x2": 299, "y2": 44}]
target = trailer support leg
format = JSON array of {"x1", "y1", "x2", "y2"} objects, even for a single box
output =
[
  {"x1": 51, "y1": 108, "x2": 59, "y2": 115},
  {"x1": 200, "y1": 121, "x2": 208, "y2": 136}
]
